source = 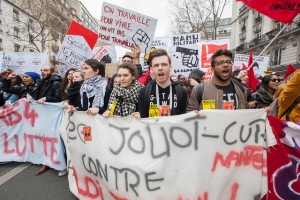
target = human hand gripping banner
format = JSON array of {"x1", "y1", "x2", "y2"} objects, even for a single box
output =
[
  {"x1": 60, "y1": 109, "x2": 276, "y2": 200},
  {"x1": 98, "y1": 2, "x2": 158, "y2": 56},
  {"x1": 0, "y1": 99, "x2": 66, "y2": 170},
  {"x1": 57, "y1": 21, "x2": 98, "y2": 70}
]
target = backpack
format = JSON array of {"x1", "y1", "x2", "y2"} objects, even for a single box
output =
[
  {"x1": 144, "y1": 82, "x2": 183, "y2": 113},
  {"x1": 196, "y1": 79, "x2": 245, "y2": 104},
  {"x1": 269, "y1": 96, "x2": 300, "y2": 120}
]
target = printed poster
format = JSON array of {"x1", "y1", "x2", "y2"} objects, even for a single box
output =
[{"x1": 90, "y1": 45, "x2": 117, "y2": 63}]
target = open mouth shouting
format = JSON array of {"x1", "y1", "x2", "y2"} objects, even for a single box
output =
[{"x1": 222, "y1": 69, "x2": 230, "y2": 78}]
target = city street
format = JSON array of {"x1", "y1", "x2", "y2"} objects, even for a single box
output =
[{"x1": 0, "y1": 162, "x2": 77, "y2": 200}]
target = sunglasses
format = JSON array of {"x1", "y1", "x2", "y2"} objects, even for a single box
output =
[{"x1": 270, "y1": 78, "x2": 282, "y2": 82}]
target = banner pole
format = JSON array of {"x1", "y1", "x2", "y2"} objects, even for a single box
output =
[{"x1": 247, "y1": 23, "x2": 288, "y2": 70}]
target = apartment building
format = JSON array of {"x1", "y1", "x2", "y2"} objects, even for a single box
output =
[
  {"x1": 231, "y1": 2, "x2": 300, "y2": 74},
  {"x1": 201, "y1": 17, "x2": 232, "y2": 40}
]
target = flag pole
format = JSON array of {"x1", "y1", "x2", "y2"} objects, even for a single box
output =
[{"x1": 247, "y1": 23, "x2": 289, "y2": 70}]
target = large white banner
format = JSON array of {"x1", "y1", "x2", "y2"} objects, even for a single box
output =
[
  {"x1": 60, "y1": 109, "x2": 276, "y2": 200},
  {"x1": 0, "y1": 99, "x2": 66, "y2": 170},
  {"x1": 90, "y1": 45, "x2": 117, "y2": 63},
  {"x1": 171, "y1": 33, "x2": 201, "y2": 77},
  {"x1": 234, "y1": 54, "x2": 269, "y2": 79},
  {"x1": 198, "y1": 40, "x2": 230, "y2": 80},
  {"x1": 99, "y1": 2, "x2": 157, "y2": 56},
  {"x1": 7, "y1": 52, "x2": 47, "y2": 75}
]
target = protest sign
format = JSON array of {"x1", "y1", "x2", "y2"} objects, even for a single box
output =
[
  {"x1": 90, "y1": 45, "x2": 117, "y2": 63},
  {"x1": 105, "y1": 63, "x2": 118, "y2": 77},
  {"x1": 0, "y1": 99, "x2": 66, "y2": 170},
  {"x1": 1, "y1": 52, "x2": 11, "y2": 71},
  {"x1": 98, "y1": 2, "x2": 157, "y2": 56},
  {"x1": 264, "y1": 71, "x2": 273, "y2": 76},
  {"x1": 7, "y1": 52, "x2": 47, "y2": 75},
  {"x1": 198, "y1": 39, "x2": 230, "y2": 80},
  {"x1": 234, "y1": 54, "x2": 269, "y2": 79},
  {"x1": 171, "y1": 33, "x2": 201, "y2": 76},
  {"x1": 56, "y1": 65, "x2": 68, "y2": 77},
  {"x1": 57, "y1": 20, "x2": 98, "y2": 70},
  {"x1": 60, "y1": 109, "x2": 276, "y2": 200}
]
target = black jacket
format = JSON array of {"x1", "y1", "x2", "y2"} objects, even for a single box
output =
[
  {"x1": 2, "y1": 79, "x2": 38, "y2": 100},
  {"x1": 67, "y1": 81, "x2": 83, "y2": 108},
  {"x1": 78, "y1": 85, "x2": 113, "y2": 115},
  {"x1": 36, "y1": 76, "x2": 62, "y2": 102},
  {"x1": 138, "y1": 80, "x2": 187, "y2": 118}
]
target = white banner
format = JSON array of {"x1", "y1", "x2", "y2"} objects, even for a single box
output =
[
  {"x1": 7, "y1": 52, "x2": 47, "y2": 75},
  {"x1": 60, "y1": 109, "x2": 276, "y2": 200},
  {"x1": 0, "y1": 99, "x2": 66, "y2": 170},
  {"x1": 234, "y1": 54, "x2": 269, "y2": 79},
  {"x1": 91, "y1": 45, "x2": 117, "y2": 63},
  {"x1": 99, "y1": 2, "x2": 157, "y2": 56},
  {"x1": 171, "y1": 33, "x2": 201, "y2": 77},
  {"x1": 198, "y1": 40, "x2": 230, "y2": 80}
]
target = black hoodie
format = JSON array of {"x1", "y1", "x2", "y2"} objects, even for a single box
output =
[{"x1": 138, "y1": 79, "x2": 187, "y2": 118}]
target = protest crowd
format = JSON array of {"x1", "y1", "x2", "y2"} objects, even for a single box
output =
[{"x1": 0, "y1": 0, "x2": 300, "y2": 199}]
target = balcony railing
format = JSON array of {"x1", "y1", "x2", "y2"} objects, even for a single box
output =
[
  {"x1": 239, "y1": 5, "x2": 248, "y2": 14},
  {"x1": 234, "y1": 17, "x2": 300, "y2": 53}
]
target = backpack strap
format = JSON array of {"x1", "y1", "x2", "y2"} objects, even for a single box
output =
[
  {"x1": 144, "y1": 83, "x2": 153, "y2": 110},
  {"x1": 196, "y1": 83, "x2": 204, "y2": 104},
  {"x1": 282, "y1": 96, "x2": 300, "y2": 120},
  {"x1": 232, "y1": 79, "x2": 245, "y2": 93}
]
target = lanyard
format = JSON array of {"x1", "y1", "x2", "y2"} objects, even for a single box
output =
[{"x1": 155, "y1": 84, "x2": 172, "y2": 109}]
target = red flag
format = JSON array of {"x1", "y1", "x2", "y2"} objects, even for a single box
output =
[
  {"x1": 283, "y1": 64, "x2": 297, "y2": 80},
  {"x1": 247, "y1": 51, "x2": 259, "y2": 92},
  {"x1": 236, "y1": 0, "x2": 300, "y2": 24},
  {"x1": 242, "y1": 63, "x2": 248, "y2": 70}
]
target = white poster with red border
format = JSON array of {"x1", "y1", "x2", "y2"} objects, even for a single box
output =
[
  {"x1": 57, "y1": 21, "x2": 98, "y2": 70},
  {"x1": 198, "y1": 40, "x2": 230, "y2": 81}
]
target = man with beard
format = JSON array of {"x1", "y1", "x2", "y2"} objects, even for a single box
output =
[
  {"x1": 35, "y1": 65, "x2": 62, "y2": 175},
  {"x1": 187, "y1": 49, "x2": 248, "y2": 116}
]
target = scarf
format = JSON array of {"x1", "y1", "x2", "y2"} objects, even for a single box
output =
[
  {"x1": 255, "y1": 86, "x2": 274, "y2": 107},
  {"x1": 80, "y1": 75, "x2": 107, "y2": 108},
  {"x1": 108, "y1": 80, "x2": 144, "y2": 117}
]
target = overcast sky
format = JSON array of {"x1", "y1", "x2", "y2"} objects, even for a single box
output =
[{"x1": 80, "y1": 0, "x2": 232, "y2": 58}]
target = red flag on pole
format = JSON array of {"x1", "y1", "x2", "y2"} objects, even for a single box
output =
[
  {"x1": 283, "y1": 64, "x2": 297, "y2": 80},
  {"x1": 247, "y1": 51, "x2": 259, "y2": 92},
  {"x1": 236, "y1": 0, "x2": 300, "y2": 24}
]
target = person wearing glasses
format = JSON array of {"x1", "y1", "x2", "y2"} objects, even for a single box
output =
[
  {"x1": 187, "y1": 49, "x2": 248, "y2": 115},
  {"x1": 254, "y1": 74, "x2": 280, "y2": 108}
]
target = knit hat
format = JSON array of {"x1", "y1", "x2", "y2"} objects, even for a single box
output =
[{"x1": 24, "y1": 72, "x2": 41, "y2": 83}]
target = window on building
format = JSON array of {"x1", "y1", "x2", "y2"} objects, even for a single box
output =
[
  {"x1": 14, "y1": 27, "x2": 19, "y2": 38},
  {"x1": 274, "y1": 48, "x2": 281, "y2": 65},
  {"x1": 0, "y1": 38, "x2": 3, "y2": 51},
  {"x1": 52, "y1": 39, "x2": 56, "y2": 44},
  {"x1": 13, "y1": 9, "x2": 19, "y2": 21},
  {"x1": 82, "y1": 9, "x2": 85, "y2": 18},
  {"x1": 14, "y1": 44, "x2": 20, "y2": 52}
]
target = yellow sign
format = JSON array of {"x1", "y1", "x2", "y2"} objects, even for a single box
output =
[
  {"x1": 149, "y1": 104, "x2": 159, "y2": 118},
  {"x1": 264, "y1": 71, "x2": 273, "y2": 76},
  {"x1": 202, "y1": 100, "x2": 215, "y2": 110},
  {"x1": 109, "y1": 100, "x2": 117, "y2": 116}
]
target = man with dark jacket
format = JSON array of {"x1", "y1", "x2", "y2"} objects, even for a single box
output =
[
  {"x1": 35, "y1": 66, "x2": 62, "y2": 175},
  {"x1": 138, "y1": 49, "x2": 187, "y2": 118},
  {"x1": 36, "y1": 66, "x2": 62, "y2": 104}
]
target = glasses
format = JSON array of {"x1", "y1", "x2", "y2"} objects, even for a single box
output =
[
  {"x1": 270, "y1": 78, "x2": 281, "y2": 82},
  {"x1": 215, "y1": 60, "x2": 233, "y2": 66}
]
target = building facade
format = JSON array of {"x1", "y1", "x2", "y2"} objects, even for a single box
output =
[
  {"x1": 201, "y1": 17, "x2": 232, "y2": 40},
  {"x1": 231, "y1": 2, "x2": 300, "y2": 74}
]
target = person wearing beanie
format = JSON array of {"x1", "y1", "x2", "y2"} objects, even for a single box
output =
[{"x1": 2, "y1": 71, "x2": 40, "y2": 100}]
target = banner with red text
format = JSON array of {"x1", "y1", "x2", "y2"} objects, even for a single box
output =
[
  {"x1": 0, "y1": 99, "x2": 66, "y2": 170},
  {"x1": 99, "y1": 2, "x2": 157, "y2": 56},
  {"x1": 90, "y1": 45, "x2": 117, "y2": 63},
  {"x1": 171, "y1": 33, "x2": 201, "y2": 77},
  {"x1": 60, "y1": 109, "x2": 277, "y2": 200},
  {"x1": 198, "y1": 40, "x2": 230, "y2": 80},
  {"x1": 57, "y1": 20, "x2": 98, "y2": 70}
]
